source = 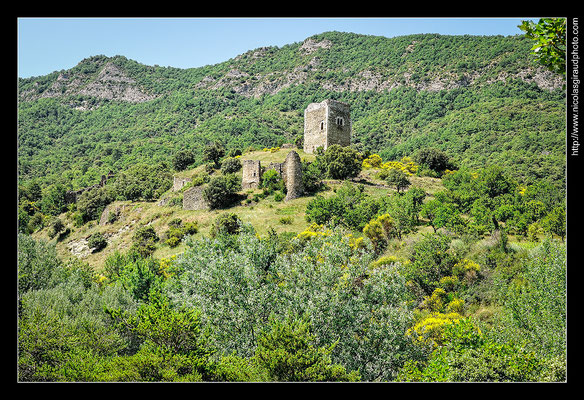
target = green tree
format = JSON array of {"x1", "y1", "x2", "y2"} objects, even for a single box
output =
[
  {"x1": 202, "y1": 141, "x2": 226, "y2": 168},
  {"x1": 220, "y1": 157, "x2": 242, "y2": 174},
  {"x1": 253, "y1": 315, "x2": 360, "y2": 382},
  {"x1": 414, "y1": 148, "x2": 452, "y2": 174},
  {"x1": 203, "y1": 173, "x2": 241, "y2": 209},
  {"x1": 385, "y1": 168, "x2": 411, "y2": 193},
  {"x1": 106, "y1": 290, "x2": 216, "y2": 381},
  {"x1": 497, "y1": 240, "x2": 566, "y2": 358},
  {"x1": 76, "y1": 185, "x2": 115, "y2": 223},
  {"x1": 403, "y1": 233, "x2": 458, "y2": 298},
  {"x1": 519, "y1": 18, "x2": 566, "y2": 75},
  {"x1": 541, "y1": 206, "x2": 566, "y2": 241},
  {"x1": 18, "y1": 234, "x2": 64, "y2": 299},
  {"x1": 172, "y1": 149, "x2": 196, "y2": 171},
  {"x1": 18, "y1": 271, "x2": 137, "y2": 381},
  {"x1": 320, "y1": 144, "x2": 362, "y2": 180},
  {"x1": 169, "y1": 227, "x2": 421, "y2": 381}
]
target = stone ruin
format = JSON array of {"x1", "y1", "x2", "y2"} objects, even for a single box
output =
[
  {"x1": 65, "y1": 171, "x2": 114, "y2": 204},
  {"x1": 241, "y1": 149, "x2": 304, "y2": 202},
  {"x1": 303, "y1": 99, "x2": 351, "y2": 154},
  {"x1": 183, "y1": 185, "x2": 208, "y2": 210},
  {"x1": 173, "y1": 99, "x2": 351, "y2": 210},
  {"x1": 241, "y1": 160, "x2": 262, "y2": 189}
]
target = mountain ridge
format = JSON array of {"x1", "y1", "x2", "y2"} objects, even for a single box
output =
[
  {"x1": 18, "y1": 31, "x2": 566, "y2": 192},
  {"x1": 18, "y1": 31, "x2": 564, "y2": 104}
]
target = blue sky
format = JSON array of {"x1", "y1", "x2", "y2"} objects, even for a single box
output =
[{"x1": 17, "y1": 17, "x2": 537, "y2": 78}]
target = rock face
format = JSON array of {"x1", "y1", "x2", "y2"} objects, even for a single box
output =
[{"x1": 19, "y1": 59, "x2": 156, "y2": 104}]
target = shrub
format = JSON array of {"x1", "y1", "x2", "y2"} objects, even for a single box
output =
[
  {"x1": 260, "y1": 169, "x2": 284, "y2": 191},
  {"x1": 414, "y1": 148, "x2": 452, "y2": 174},
  {"x1": 253, "y1": 315, "x2": 360, "y2": 382},
  {"x1": 131, "y1": 226, "x2": 159, "y2": 257},
  {"x1": 203, "y1": 174, "x2": 241, "y2": 209},
  {"x1": 274, "y1": 191, "x2": 285, "y2": 202},
  {"x1": 221, "y1": 157, "x2": 242, "y2": 174},
  {"x1": 279, "y1": 216, "x2": 293, "y2": 225},
  {"x1": 172, "y1": 149, "x2": 196, "y2": 171},
  {"x1": 319, "y1": 144, "x2": 362, "y2": 180},
  {"x1": 165, "y1": 220, "x2": 198, "y2": 247},
  {"x1": 48, "y1": 217, "x2": 65, "y2": 239},
  {"x1": 88, "y1": 232, "x2": 108, "y2": 252},
  {"x1": 210, "y1": 213, "x2": 242, "y2": 237}
]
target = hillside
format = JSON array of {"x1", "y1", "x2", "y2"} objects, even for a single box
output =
[
  {"x1": 18, "y1": 32, "x2": 565, "y2": 192},
  {"x1": 17, "y1": 29, "x2": 568, "y2": 382}
]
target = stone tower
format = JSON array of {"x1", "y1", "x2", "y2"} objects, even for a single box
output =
[
  {"x1": 242, "y1": 160, "x2": 262, "y2": 189},
  {"x1": 303, "y1": 99, "x2": 351, "y2": 154},
  {"x1": 284, "y1": 150, "x2": 303, "y2": 201}
]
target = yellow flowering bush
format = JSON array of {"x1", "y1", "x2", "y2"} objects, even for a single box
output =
[
  {"x1": 363, "y1": 154, "x2": 418, "y2": 176},
  {"x1": 362, "y1": 154, "x2": 383, "y2": 169},
  {"x1": 446, "y1": 297, "x2": 465, "y2": 314},
  {"x1": 421, "y1": 288, "x2": 448, "y2": 312},
  {"x1": 406, "y1": 312, "x2": 464, "y2": 348},
  {"x1": 453, "y1": 259, "x2": 480, "y2": 277},
  {"x1": 370, "y1": 255, "x2": 400, "y2": 269},
  {"x1": 295, "y1": 223, "x2": 332, "y2": 242},
  {"x1": 346, "y1": 233, "x2": 367, "y2": 251},
  {"x1": 159, "y1": 254, "x2": 177, "y2": 279},
  {"x1": 438, "y1": 275, "x2": 459, "y2": 292}
]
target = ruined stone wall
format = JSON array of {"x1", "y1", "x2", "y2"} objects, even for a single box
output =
[
  {"x1": 65, "y1": 171, "x2": 114, "y2": 204},
  {"x1": 173, "y1": 176, "x2": 192, "y2": 192},
  {"x1": 325, "y1": 99, "x2": 351, "y2": 148},
  {"x1": 284, "y1": 151, "x2": 303, "y2": 201},
  {"x1": 268, "y1": 161, "x2": 285, "y2": 178},
  {"x1": 303, "y1": 101, "x2": 327, "y2": 154},
  {"x1": 242, "y1": 160, "x2": 262, "y2": 189},
  {"x1": 183, "y1": 185, "x2": 208, "y2": 210}
]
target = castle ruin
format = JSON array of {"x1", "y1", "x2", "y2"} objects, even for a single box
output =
[
  {"x1": 241, "y1": 150, "x2": 303, "y2": 201},
  {"x1": 176, "y1": 99, "x2": 350, "y2": 210},
  {"x1": 241, "y1": 160, "x2": 262, "y2": 190},
  {"x1": 303, "y1": 99, "x2": 351, "y2": 154}
]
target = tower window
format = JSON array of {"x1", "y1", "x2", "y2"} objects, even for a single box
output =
[
  {"x1": 336, "y1": 117, "x2": 344, "y2": 126},
  {"x1": 320, "y1": 121, "x2": 325, "y2": 130}
]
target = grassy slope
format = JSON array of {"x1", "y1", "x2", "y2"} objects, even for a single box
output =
[{"x1": 33, "y1": 146, "x2": 446, "y2": 272}]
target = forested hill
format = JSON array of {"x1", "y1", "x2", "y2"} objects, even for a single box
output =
[{"x1": 18, "y1": 31, "x2": 566, "y2": 192}]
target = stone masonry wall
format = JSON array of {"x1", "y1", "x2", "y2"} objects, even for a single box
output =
[
  {"x1": 325, "y1": 99, "x2": 351, "y2": 148},
  {"x1": 303, "y1": 101, "x2": 327, "y2": 154},
  {"x1": 284, "y1": 150, "x2": 303, "y2": 201},
  {"x1": 303, "y1": 99, "x2": 351, "y2": 154},
  {"x1": 173, "y1": 176, "x2": 192, "y2": 192},
  {"x1": 183, "y1": 185, "x2": 208, "y2": 210},
  {"x1": 242, "y1": 159, "x2": 262, "y2": 189}
]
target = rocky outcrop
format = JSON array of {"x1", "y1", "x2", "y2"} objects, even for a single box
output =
[{"x1": 20, "y1": 61, "x2": 156, "y2": 104}]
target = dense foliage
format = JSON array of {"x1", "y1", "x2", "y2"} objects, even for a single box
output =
[{"x1": 17, "y1": 28, "x2": 567, "y2": 382}]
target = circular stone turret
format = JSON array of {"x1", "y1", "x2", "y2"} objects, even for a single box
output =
[{"x1": 284, "y1": 150, "x2": 303, "y2": 201}]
